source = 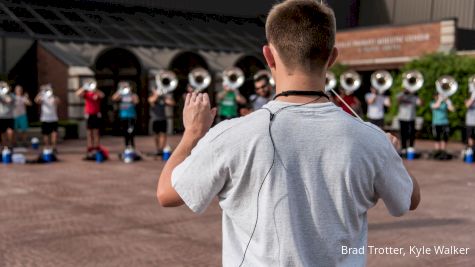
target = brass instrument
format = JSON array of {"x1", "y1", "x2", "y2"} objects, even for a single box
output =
[
  {"x1": 436, "y1": 75, "x2": 458, "y2": 98},
  {"x1": 0, "y1": 81, "x2": 10, "y2": 96},
  {"x1": 117, "y1": 81, "x2": 132, "y2": 96},
  {"x1": 402, "y1": 70, "x2": 424, "y2": 93},
  {"x1": 340, "y1": 70, "x2": 361, "y2": 94},
  {"x1": 155, "y1": 70, "x2": 178, "y2": 95},
  {"x1": 325, "y1": 71, "x2": 337, "y2": 92},
  {"x1": 82, "y1": 78, "x2": 97, "y2": 92},
  {"x1": 253, "y1": 70, "x2": 275, "y2": 88},
  {"x1": 371, "y1": 70, "x2": 393, "y2": 94},
  {"x1": 222, "y1": 67, "x2": 245, "y2": 90},
  {"x1": 188, "y1": 68, "x2": 211, "y2": 92},
  {"x1": 40, "y1": 83, "x2": 53, "y2": 98}
]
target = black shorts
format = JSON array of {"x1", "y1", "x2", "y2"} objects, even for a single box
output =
[
  {"x1": 0, "y1": 118, "x2": 14, "y2": 133},
  {"x1": 87, "y1": 114, "x2": 101, "y2": 129},
  {"x1": 41, "y1": 121, "x2": 58, "y2": 135},
  {"x1": 432, "y1": 125, "x2": 450, "y2": 142},
  {"x1": 369, "y1": 118, "x2": 384, "y2": 129},
  {"x1": 152, "y1": 120, "x2": 167, "y2": 134},
  {"x1": 467, "y1": 126, "x2": 475, "y2": 140}
]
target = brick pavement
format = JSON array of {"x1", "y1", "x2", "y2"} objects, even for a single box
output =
[{"x1": 0, "y1": 136, "x2": 473, "y2": 266}]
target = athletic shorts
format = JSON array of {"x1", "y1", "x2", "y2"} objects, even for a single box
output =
[
  {"x1": 0, "y1": 118, "x2": 14, "y2": 133},
  {"x1": 152, "y1": 120, "x2": 167, "y2": 134},
  {"x1": 87, "y1": 114, "x2": 101, "y2": 129},
  {"x1": 432, "y1": 125, "x2": 450, "y2": 142},
  {"x1": 14, "y1": 114, "x2": 29, "y2": 132},
  {"x1": 41, "y1": 121, "x2": 58, "y2": 135}
]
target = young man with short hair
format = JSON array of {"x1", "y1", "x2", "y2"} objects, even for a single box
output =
[
  {"x1": 157, "y1": 1, "x2": 420, "y2": 266},
  {"x1": 250, "y1": 74, "x2": 274, "y2": 111}
]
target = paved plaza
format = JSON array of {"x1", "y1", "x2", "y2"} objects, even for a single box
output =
[{"x1": 1, "y1": 136, "x2": 474, "y2": 266}]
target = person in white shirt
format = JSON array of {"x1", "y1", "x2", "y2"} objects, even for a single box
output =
[
  {"x1": 35, "y1": 84, "x2": 60, "y2": 152},
  {"x1": 365, "y1": 87, "x2": 390, "y2": 129}
]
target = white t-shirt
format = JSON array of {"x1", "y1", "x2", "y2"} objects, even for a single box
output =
[
  {"x1": 466, "y1": 95, "x2": 475, "y2": 126},
  {"x1": 172, "y1": 101, "x2": 413, "y2": 267},
  {"x1": 40, "y1": 95, "x2": 58, "y2": 122},
  {"x1": 365, "y1": 93, "x2": 387, "y2": 120},
  {"x1": 14, "y1": 95, "x2": 28, "y2": 117}
]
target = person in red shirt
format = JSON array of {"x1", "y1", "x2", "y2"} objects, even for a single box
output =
[
  {"x1": 76, "y1": 81, "x2": 104, "y2": 154},
  {"x1": 336, "y1": 87, "x2": 362, "y2": 117}
]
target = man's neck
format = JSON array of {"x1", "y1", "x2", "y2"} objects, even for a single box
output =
[{"x1": 274, "y1": 73, "x2": 328, "y2": 104}]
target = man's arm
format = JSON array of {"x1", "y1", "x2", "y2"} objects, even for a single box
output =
[
  {"x1": 157, "y1": 92, "x2": 217, "y2": 207},
  {"x1": 385, "y1": 133, "x2": 421, "y2": 212}
]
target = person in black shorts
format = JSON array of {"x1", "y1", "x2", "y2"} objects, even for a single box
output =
[
  {"x1": 148, "y1": 89, "x2": 175, "y2": 156},
  {"x1": 0, "y1": 82, "x2": 15, "y2": 148}
]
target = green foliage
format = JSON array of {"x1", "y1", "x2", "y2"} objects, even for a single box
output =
[
  {"x1": 389, "y1": 53, "x2": 475, "y2": 139},
  {"x1": 329, "y1": 63, "x2": 348, "y2": 78}
]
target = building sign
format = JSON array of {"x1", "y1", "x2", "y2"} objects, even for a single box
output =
[{"x1": 335, "y1": 20, "x2": 453, "y2": 65}]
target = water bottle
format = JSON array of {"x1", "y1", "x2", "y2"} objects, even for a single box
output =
[
  {"x1": 42, "y1": 149, "x2": 53, "y2": 163},
  {"x1": 465, "y1": 148, "x2": 473, "y2": 164},
  {"x1": 31, "y1": 137, "x2": 39, "y2": 150},
  {"x1": 123, "y1": 147, "x2": 134, "y2": 164},
  {"x1": 2, "y1": 147, "x2": 12, "y2": 164},
  {"x1": 407, "y1": 147, "x2": 415, "y2": 160},
  {"x1": 162, "y1": 145, "x2": 171, "y2": 161},
  {"x1": 95, "y1": 150, "x2": 104, "y2": 163}
]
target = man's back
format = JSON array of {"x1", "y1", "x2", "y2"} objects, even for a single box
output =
[{"x1": 172, "y1": 101, "x2": 413, "y2": 266}]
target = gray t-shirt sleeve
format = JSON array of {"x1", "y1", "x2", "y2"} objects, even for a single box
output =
[
  {"x1": 171, "y1": 134, "x2": 227, "y2": 214},
  {"x1": 374, "y1": 141, "x2": 413, "y2": 217}
]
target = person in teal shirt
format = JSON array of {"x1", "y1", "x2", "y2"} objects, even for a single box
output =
[
  {"x1": 216, "y1": 84, "x2": 246, "y2": 121},
  {"x1": 430, "y1": 93, "x2": 455, "y2": 152},
  {"x1": 112, "y1": 82, "x2": 139, "y2": 149}
]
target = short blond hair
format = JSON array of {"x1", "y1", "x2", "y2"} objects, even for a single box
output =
[{"x1": 266, "y1": 0, "x2": 336, "y2": 72}]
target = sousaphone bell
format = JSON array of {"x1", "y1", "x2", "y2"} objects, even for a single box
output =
[
  {"x1": 340, "y1": 70, "x2": 361, "y2": 94},
  {"x1": 188, "y1": 68, "x2": 211, "y2": 92},
  {"x1": 402, "y1": 70, "x2": 424, "y2": 93},
  {"x1": 436, "y1": 75, "x2": 458, "y2": 99},
  {"x1": 371, "y1": 70, "x2": 393, "y2": 94},
  {"x1": 155, "y1": 70, "x2": 178, "y2": 95},
  {"x1": 222, "y1": 67, "x2": 245, "y2": 90}
]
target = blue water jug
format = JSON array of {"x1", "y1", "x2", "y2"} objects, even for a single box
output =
[
  {"x1": 465, "y1": 148, "x2": 473, "y2": 164},
  {"x1": 407, "y1": 147, "x2": 415, "y2": 160},
  {"x1": 2, "y1": 147, "x2": 12, "y2": 164}
]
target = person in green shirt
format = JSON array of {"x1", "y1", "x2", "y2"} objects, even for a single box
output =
[
  {"x1": 216, "y1": 84, "x2": 246, "y2": 121},
  {"x1": 430, "y1": 93, "x2": 455, "y2": 153}
]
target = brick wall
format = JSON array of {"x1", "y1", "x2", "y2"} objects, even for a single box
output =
[{"x1": 37, "y1": 45, "x2": 69, "y2": 120}]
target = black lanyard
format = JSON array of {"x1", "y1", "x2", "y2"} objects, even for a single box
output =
[{"x1": 273, "y1": 90, "x2": 330, "y2": 101}]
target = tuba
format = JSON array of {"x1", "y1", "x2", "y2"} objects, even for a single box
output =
[
  {"x1": 41, "y1": 83, "x2": 53, "y2": 97},
  {"x1": 402, "y1": 70, "x2": 424, "y2": 93},
  {"x1": 340, "y1": 70, "x2": 361, "y2": 94},
  {"x1": 188, "y1": 68, "x2": 211, "y2": 92},
  {"x1": 222, "y1": 67, "x2": 245, "y2": 90},
  {"x1": 371, "y1": 70, "x2": 393, "y2": 94},
  {"x1": 253, "y1": 70, "x2": 275, "y2": 88},
  {"x1": 436, "y1": 75, "x2": 458, "y2": 99},
  {"x1": 155, "y1": 70, "x2": 178, "y2": 95},
  {"x1": 82, "y1": 78, "x2": 97, "y2": 92},
  {"x1": 0, "y1": 81, "x2": 10, "y2": 96},
  {"x1": 117, "y1": 81, "x2": 132, "y2": 96},
  {"x1": 325, "y1": 71, "x2": 337, "y2": 93}
]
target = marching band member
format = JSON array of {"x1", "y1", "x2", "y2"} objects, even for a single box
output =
[
  {"x1": 76, "y1": 81, "x2": 104, "y2": 155},
  {"x1": 216, "y1": 84, "x2": 246, "y2": 121},
  {"x1": 397, "y1": 88, "x2": 422, "y2": 154},
  {"x1": 13, "y1": 85, "x2": 31, "y2": 147},
  {"x1": 465, "y1": 91, "x2": 475, "y2": 150},
  {"x1": 112, "y1": 82, "x2": 139, "y2": 150},
  {"x1": 430, "y1": 93, "x2": 455, "y2": 154},
  {"x1": 0, "y1": 83, "x2": 15, "y2": 148},
  {"x1": 35, "y1": 84, "x2": 60, "y2": 153},
  {"x1": 365, "y1": 87, "x2": 390, "y2": 129},
  {"x1": 337, "y1": 87, "x2": 361, "y2": 116},
  {"x1": 148, "y1": 89, "x2": 175, "y2": 156},
  {"x1": 250, "y1": 73, "x2": 274, "y2": 111}
]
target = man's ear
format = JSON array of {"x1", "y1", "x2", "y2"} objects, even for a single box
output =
[
  {"x1": 327, "y1": 47, "x2": 339, "y2": 69},
  {"x1": 263, "y1": 45, "x2": 276, "y2": 70}
]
